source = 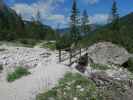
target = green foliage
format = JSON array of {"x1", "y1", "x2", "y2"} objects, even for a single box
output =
[
  {"x1": 81, "y1": 13, "x2": 133, "y2": 53},
  {"x1": 24, "y1": 21, "x2": 56, "y2": 40},
  {"x1": 7, "y1": 67, "x2": 31, "y2": 82},
  {"x1": 90, "y1": 63, "x2": 110, "y2": 70},
  {"x1": 70, "y1": 0, "x2": 81, "y2": 44},
  {"x1": 0, "y1": 2, "x2": 57, "y2": 41},
  {"x1": 36, "y1": 73, "x2": 98, "y2": 100},
  {"x1": 110, "y1": 0, "x2": 120, "y2": 32},
  {"x1": 0, "y1": 64, "x2": 3, "y2": 72},
  {"x1": 56, "y1": 34, "x2": 72, "y2": 49},
  {"x1": 19, "y1": 39, "x2": 38, "y2": 47},
  {"x1": 81, "y1": 10, "x2": 90, "y2": 35},
  {"x1": 42, "y1": 41, "x2": 56, "y2": 50},
  {"x1": 122, "y1": 58, "x2": 133, "y2": 72},
  {"x1": 0, "y1": 3, "x2": 26, "y2": 41}
]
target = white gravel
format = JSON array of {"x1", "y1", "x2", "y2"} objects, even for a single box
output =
[{"x1": 0, "y1": 46, "x2": 70, "y2": 100}]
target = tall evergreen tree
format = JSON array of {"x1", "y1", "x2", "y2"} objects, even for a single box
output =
[
  {"x1": 81, "y1": 10, "x2": 90, "y2": 36},
  {"x1": 70, "y1": 0, "x2": 80, "y2": 44},
  {"x1": 33, "y1": 11, "x2": 46, "y2": 40},
  {"x1": 36, "y1": 10, "x2": 41, "y2": 24},
  {"x1": 111, "y1": 0, "x2": 120, "y2": 32}
]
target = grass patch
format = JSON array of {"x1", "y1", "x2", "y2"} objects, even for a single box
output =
[
  {"x1": 7, "y1": 67, "x2": 31, "y2": 82},
  {"x1": 36, "y1": 72, "x2": 132, "y2": 100},
  {"x1": 36, "y1": 73, "x2": 98, "y2": 100},
  {"x1": 18, "y1": 39, "x2": 39, "y2": 47},
  {"x1": 90, "y1": 63, "x2": 110, "y2": 70},
  {"x1": 41, "y1": 41, "x2": 56, "y2": 50}
]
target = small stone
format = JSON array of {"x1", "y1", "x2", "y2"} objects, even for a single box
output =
[{"x1": 73, "y1": 97, "x2": 78, "y2": 100}]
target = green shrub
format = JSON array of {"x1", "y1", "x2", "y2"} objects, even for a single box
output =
[
  {"x1": 0, "y1": 64, "x2": 3, "y2": 72},
  {"x1": 19, "y1": 39, "x2": 38, "y2": 47},
  {"x1": 0, "y1": 48, "x2": 6, "y2": 52},
  {"x1": 78, "y1": 53, "x2": 89, "y2": 66},
  {"x1": 90, "y1": 63, "x2": 110, "y2": 70},
  {"x1": 42, "y1": 42, "x2": 56, "y2": 50},
  {"x1": 56, "y1": 35, "x2": 72, "y2": 50},
  {"x1": 7, "y1": 67, "x2": 31, "y2": 82},
  {"x1": 122, "y1": 58, "x2": 133, "y2": 72}
]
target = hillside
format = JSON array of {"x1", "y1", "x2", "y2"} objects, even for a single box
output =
[
  {"x1": 0, "y1": 1, "x2": 23, "y2": 39},
  {"x1": 24, "y1": 21, "x2": 56, "y2": 40},
  {"x1": 83, "y1": 12, "x2": 133, "y2": 53},
  {"x1": 0, "y1": 1, "x2": 56, "y2": 41}
]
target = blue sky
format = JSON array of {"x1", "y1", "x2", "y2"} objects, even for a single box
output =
[{"x1": 4, "y1": 0, "x2": 133, "y2": 28}]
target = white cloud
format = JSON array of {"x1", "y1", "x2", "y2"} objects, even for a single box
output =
[
  {"x1": 11, "y1": 0, "x2": 107, "y2": 28},
  {"x1": 11, "y1": 0, "x2": 66, "y2": 28},
  {"x1": 89, "y1": 14, "x2": 109, "y2": 24},
  {"x1": 12, "y1": 3, "x2": 36, "y2": 20}
]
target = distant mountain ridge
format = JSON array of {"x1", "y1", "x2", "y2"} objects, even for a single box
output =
[{"x1": 57, "y1": 24, "x2": 102, "y2": 34}]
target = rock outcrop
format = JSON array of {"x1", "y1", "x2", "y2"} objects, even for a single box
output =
[{"x1": 88, "y1": 42, "x2": 130, "y2": 65}]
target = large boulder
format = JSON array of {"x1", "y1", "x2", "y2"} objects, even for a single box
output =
[{"x1": 88, "y1": 42, "x2": 130, "y2": 65}]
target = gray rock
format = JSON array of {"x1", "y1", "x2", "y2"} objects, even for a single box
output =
[{"x1": 88, "y1": 42, "x2": 130, "y2": 65}]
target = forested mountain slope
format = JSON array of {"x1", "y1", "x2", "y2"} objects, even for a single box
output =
[
  {"x1": 0, "y1": 1, "x2": 56, "y2": 41},
  {"x1": 84, "y1": 12, "x2": 133, "y2": 53}
]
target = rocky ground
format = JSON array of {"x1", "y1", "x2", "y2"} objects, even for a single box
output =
[
  {"x1": 0, "y1": 46, "x2": 70, "y2": 100},
  {"x1": 0, "y1": 42, "x2": 132, "y2": 100}
]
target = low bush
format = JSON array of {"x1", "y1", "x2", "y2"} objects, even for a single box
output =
[
  {"x1": 0, "y1": 48, "x2": 7, "y2": 52},
  {"x1": 122, "y1": 58, "x2": 133, "y2": 72},
  {"x1": 7, "y1": 67, "x2": 31, "y2": 82},
  {"x1": 19, "y1": 39, "x2": 38, "y2": 47},
  {"x1": 90, "y1": 63, "x2": 110, "y2": 70},
  {"x1": 42, "y1": 42, "x2": 56, "y2": 50},
  {"x1": 78, "y1": 53, "x2": 89, "y2": 66},
  {"x1": 0, "y1": 64, "x2": 3, "y2": 72},
  {"x1": 56, "y1": 35, "x2": 72, "y2": 50}
]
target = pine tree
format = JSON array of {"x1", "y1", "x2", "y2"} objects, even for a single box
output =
[
  {"x1": 81, "y1": 10, "x2": 90, "y2": 36},
  {"x1": 33, "y1": 11, "x2": 46, "y2": 40},
  {"x1": 36, "y1": 10, "x2": 41, "y2": 24},
  {"x1": 70, "y1": 0, "x2": 80, "y2": 44},
  {"x1": 111, "y1": 0, "x2": 120, "y2": 32}
]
